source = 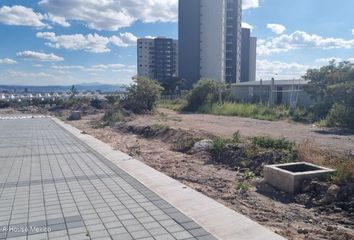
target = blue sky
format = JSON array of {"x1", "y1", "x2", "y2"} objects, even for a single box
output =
[{"x1": 0, "y1": 0, "x2": 354, "y2": 85}]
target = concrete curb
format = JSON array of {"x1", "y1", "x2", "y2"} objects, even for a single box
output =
[{"x1": 53, "y1": 118, "x2": 286, "y2": 240}]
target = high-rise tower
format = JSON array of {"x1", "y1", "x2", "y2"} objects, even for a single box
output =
[{"x1": 178, "y1": 0, "x2": 243, "y2": 88}]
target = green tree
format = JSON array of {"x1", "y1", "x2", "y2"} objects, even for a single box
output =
[
  {"x1": 161, "y1": 77, "x2": 184, "y2": 95},
  {"x1": 304, "y1": 61, "x2": 354, "y2": 128},
  {"x1": 122, "y1": 77, "x2": 164, "y2": 114},
  {"x1": 183, "y1": 79, "x2": 226, "y2": 112}
]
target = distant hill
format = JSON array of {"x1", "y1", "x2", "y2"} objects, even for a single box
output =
[{"x1": 0, "y1": 83, "x2": 126, "y2": 93}]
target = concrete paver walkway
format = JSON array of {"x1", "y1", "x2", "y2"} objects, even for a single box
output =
[{"x1": 0, "y1": 118, "x2": 216, "y2": 240}]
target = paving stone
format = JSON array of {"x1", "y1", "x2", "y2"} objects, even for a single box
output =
[{"x1": 0, "y1": 119, "x2": 215, "y2": 240}]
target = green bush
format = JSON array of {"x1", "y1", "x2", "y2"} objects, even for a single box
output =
[
  {"x1": 103, "y1": 106, "x2": 124, "y2": 125},
  {"x1": 122, "y1": 77, "x2": 163, "y2": 114},
  {"x1": 231, "y1": 131, "x2": 241, "y2": 144},
  {"x1": 183, "y1": 79, "x2": 226, "y2": 112},
  {"x1": 211, "y1": 138, "x2": 228, "y2": 162},
  {"x1": 236, "y1": 182, "x2": 250, "y2": 192},
  {"x1": 290, "y1": 108, "x2": 314, "y2": 122},
  {"x1": 325, "y1": 104, "x2": 354, "y2": 129},
  {"x1": 252, "y1": 136, "x2": 295, "y2": 151},
  {"x1": 304, "y1": 61, "x2": 354, "y2": 129}
]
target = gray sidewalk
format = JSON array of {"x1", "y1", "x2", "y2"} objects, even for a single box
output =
[{"x1": 0, "y1": 118, "x2": 216, "y2": 240}]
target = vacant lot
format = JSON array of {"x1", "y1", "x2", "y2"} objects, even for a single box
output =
[
  {"x1": 130, "y1": 108, "x2": 354, "y2": 154},
  {"x1": 66, "y1": 112, "x2": 353, "y2": 240}
]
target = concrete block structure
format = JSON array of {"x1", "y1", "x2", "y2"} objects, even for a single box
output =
[{"x1": 264, "y1": 162, "x2": 335, "y2": 193}]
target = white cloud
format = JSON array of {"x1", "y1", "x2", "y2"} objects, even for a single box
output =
[
  {"x1": 315, "y1": 57, "x2": 354, "y2": 64},
  {"x1": 242, "y1": 22, "x2": 253, "y2": 30},
  {"x1": 50, "y1": 63, "x2": 135, "y2": 73},
  {"x1": 0, "y1": 58, "x2": 17, "y2": 64},
  {"x1": 16, "y1": 51, "x2": 64, "y2": 62},
  {"x1": 110, "y1": 32, "x2": 138, "y2": 47},
  {"x1": 51, "y1": 65, "x2": 84, "y2": 70},
  {"x1": 44, "y1": 13, "x2": 70, "y2": 27},
  {"x1": 257, "y1": 59, "x2": 310, "y2": 80},
  {"x1": 0, "y1": 5, "x2": 71, "y2": 29},
  {"x1": 38, "y1": 0, "x2": 178, "y2": 31},
  {"x1": 1, "y1": 70, "x2": 54, "y2": 78},
  {"x1": 36, "y1": 32, "x2": 137, "y2": 53},
  {"x1": 315, "y1": 57, "x2": 343, "y2": 64},
  {"x1": 36, "y1": 32, "x2": 111, "y2": 53},
  {"x1": 0, "y1": 5, "x2": 47, "y2": 28},
  {"x1": 37, "y1": 0, "x2": 259, "y2": 31},
  {"x1": 267, "y1": 23, "x2": 286, "y2": 34},
  {"x1": 243, "y1": 0, "x2": 259, "y2": 10},
  {"x1": 258, "y1": 31, "x2": 354, "y2": 56}
]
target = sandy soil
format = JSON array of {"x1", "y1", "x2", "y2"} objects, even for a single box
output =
[
  {"x1": 67, "y1": 114, "x2": 354, "y2": 240},
  {"x1": 128, "y1": 108, "x2": 354, "y2": 154}
]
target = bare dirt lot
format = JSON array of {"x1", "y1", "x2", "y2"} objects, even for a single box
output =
[
  {"x1": 128, "y1": 108, "x2": 354, "y2": 154},
  {"x1": 66, "y1": 112, "x2": 354, "y2": 240}
]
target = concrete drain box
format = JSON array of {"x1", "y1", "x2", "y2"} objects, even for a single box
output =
[{"x1": 264, "y1": 162, "x2": 335, "y2": 193}]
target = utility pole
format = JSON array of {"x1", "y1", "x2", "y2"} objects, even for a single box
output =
[{"x1": 269, "y1": 77, "x2": 275, "y2": 107}]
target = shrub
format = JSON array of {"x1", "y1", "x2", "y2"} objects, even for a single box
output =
[
  {"x1": 331, "y1": 163, "x2": 353, "y2": 184},
  {"x1": 252, "y1": 136, "x2": 295, "y2": 151},
  {"x1": 183, "y1": 79, "x2": 226, "y2": 112},
  {"x1": 231, "y1": 131, "x2": 241, "y2": 144},
  {"x1": 103, "y1": 106, "x2": 124, "y2": 125},
  {"x1": 244, "y1": 170, "x2": 256, "y2": 180},
  {"x1": 122, "y1": 77, "x2": 163, "y2": 114},
  {"x1": 90, "y1": 98, "x2": 106, "y2": 109},
  {"x1": 290, "y1": 108, "x2": 314, "y2": 123},
  {"x1": 324, "y1": 103, "x2": 354, "y2": 129},
  {"x1": 211, "y1": 138, "x2": 227, "y2": 162}
]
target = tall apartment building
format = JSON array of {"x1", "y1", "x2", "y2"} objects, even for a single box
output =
[
  {"x1": 137, "y1": 37, "x2": 178, "y2": 85},
  {"x1": 179, "y1": 0, "x2": 242, "y2": 89},
  {"x1": 241, "y1": 28, "x2": 257, "y2": 82}
]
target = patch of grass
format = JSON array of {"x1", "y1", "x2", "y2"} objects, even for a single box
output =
[
  {"x1": 244, "y1": 170, "x2": 256, "y2": 180},
  {"x1": 231, "y1": 131, "x2": 241, "y2": 144},
  {"x1": 252, "y1": 136, "x2": 296, "y2": 163},
  {"x1": 211, "y1": 138, "x2": 228, "y2": 162},
  {"x1": 198, "y1": 102, "x2": 289, "y2": 121},
  {"x1": 330, "y1": 164, "x2": 352, "y2": 184},
  {"x1": 157, "y1": 99, "x2": 186, "y2": 111},
  {"x1": 236, "y1": 182, "x2": 250, "y2": 192},
  {"x1": 297, "y1": 139, "x2": 353, "y2": 184},
  {"x1": 151, "y1": 124, "x2": 170, "y2": 133},
  {"x1": 252, "y1": 136, "x2": 295, "y2": 151}
]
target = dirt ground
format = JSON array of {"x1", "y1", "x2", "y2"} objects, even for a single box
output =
[
  {"x1": 66, "y1": 113, "x2": 354, "y2": 240},
  {"x1": 128, "y1": 108, "x2": 354, "y2": 154}
]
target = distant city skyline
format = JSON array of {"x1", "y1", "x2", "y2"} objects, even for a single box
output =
[{"x1": 0, "y1": 0, "x2": 354, "y2": 85}]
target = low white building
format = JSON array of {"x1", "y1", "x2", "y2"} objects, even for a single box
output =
[{"x1": 231, "y1": 79, "x2": 313, "y2": 107}]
